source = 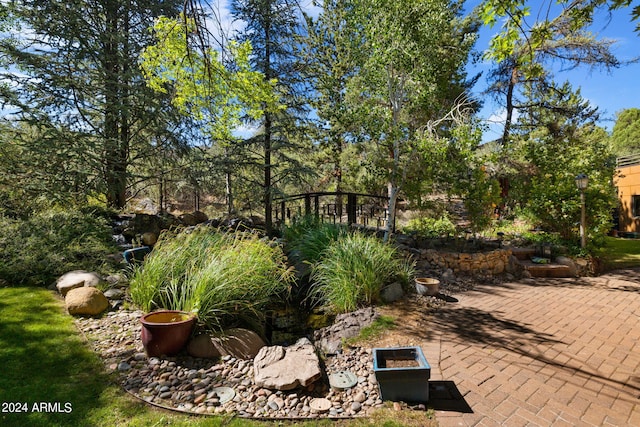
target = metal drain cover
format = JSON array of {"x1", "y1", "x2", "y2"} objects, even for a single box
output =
[
  {"x1": 328, "y1": 370, "x2": 358, "y2": 390},
  {"x1": 309, "y1": 397, "x2": 332, "y2": 412},
  {"x1": 210, "y1": 386, "x2": 235, "y2": 404}
]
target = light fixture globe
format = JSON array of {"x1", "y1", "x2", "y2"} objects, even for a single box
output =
[
  {"x1": 575, "y1": 173, "x2": 589, "y2": 190},
  {"x1": 575, "y1": 173, "x2": 589, "y2": 248}
]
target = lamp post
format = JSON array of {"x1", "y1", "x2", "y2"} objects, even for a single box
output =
[{"x1": 575, "y1": 173, "x2": 589, "y2": 249}]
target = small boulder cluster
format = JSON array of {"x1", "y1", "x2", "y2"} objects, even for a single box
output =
[{"x1": 55, "y1": 270, "x2": 123, "y2": 316}]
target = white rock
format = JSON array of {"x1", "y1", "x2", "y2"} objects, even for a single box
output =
[{"x1": 56, "y1": 270, "x2": 103, "y2": 296}]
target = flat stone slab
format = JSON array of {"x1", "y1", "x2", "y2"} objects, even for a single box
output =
[
  {"x1": 253, "y1": 337, "x2": 321, "y2": 391},
  {"x1": 520, "y1": 261, "x2": 573, "y2": 278}
]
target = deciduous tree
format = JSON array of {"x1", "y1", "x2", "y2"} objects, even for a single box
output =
[
  {"x1": 140, "y1": 14, "x2": 277, "y2": 215},
  {"x1": 342, "y1": 0, "x2": 479, "y2": 239}
]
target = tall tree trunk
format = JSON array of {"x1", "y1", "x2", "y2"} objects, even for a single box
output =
[
  {"x1": 264, "y1": 112, "x2": 273, "y2": 231},
  {"x1": 225, "y1": 146, "x2": 234, "y2": 215},
  {"x1": 501, "y1": 66, "x2": 518, "y2": 146},
  {"x1": 263, "y1": 5, "x2": 273, "y2": 233},
  {"x1": 334, "y1": 134, "x2": 343, "y2": 217},
  {"x1": 104, "y1": 1, "x2": 125, "y2": 208},
  {"x1": 158, "y1": 175, "x2": 165, "y2": 214},
  {"x1": 384, "y1": 67, "x2": 403, "y2": 241},
  {"x1": 385, "y1": 182, "x2": 399, "y2": 241}
]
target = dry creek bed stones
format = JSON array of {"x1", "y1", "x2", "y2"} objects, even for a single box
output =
[{"x1": 75, "y1": 309, "x2": 390, "y2": 419}]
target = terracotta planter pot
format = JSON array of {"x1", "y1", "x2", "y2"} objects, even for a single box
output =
[
  {"x1": 140, "y1": 310, "x2": 196, "y2": 357},
  {"x1": 415, "y1": 278, "x2": 440, "y2": 296}
]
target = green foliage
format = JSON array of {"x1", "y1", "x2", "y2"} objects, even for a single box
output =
[
  {"x1": 345, "y1": 315, "x2": 396, "y2": 346},
  {"x1": 0, "y1": 287, "x2": 111, "y2": 427},
  {"x1": 402, "y1": 215, "x2": 457, "y2": 239},
  {"x1": 309, "y1": 232, "x2": 414, "y2": 313},
  {"x1": 507, "y1": 83, "x2": 617, "y2": 248},
  {"x1": 481, "y1": 1, "x2": 626, "y2": 146},
  {"x1": 129, "y1": 227, "x2": 294, "y2": 332},
  {"x1": 229, "y1": 0, "x2": 317, "y2": 231},
  {"x1": 332, "y1": 0, "x2": 479, "y2": 237},
  {"x1": 140, "y1": 15, "x2": 278, "y2": 142},
  {"x1": 2, "y1": 1, "x2": 184, "y2": 209},
  {"x1": 0, "y1": 207, "x2": 118, "y2": 287},
  {"x1": 282, "y1": 216, "x2": 347, "y2": 268},
  {"x1": 480, "y1": 0, "x2": 627, "y2": 65},
  {"x1": 597, "y1": 236, "x2": 640, "y2": 270},
  {"x1": 347, "y1": 316, "x2": 397, "y2": 344},
  {"x1": 464, "y1": 168, "x2": 502, "y2": 234},
  {"x1": 129, "y1": 229, "x2": 227, "y2": 313},
  {"x1": 610, "y1": 108, "x2": 640, "y2": 155}
]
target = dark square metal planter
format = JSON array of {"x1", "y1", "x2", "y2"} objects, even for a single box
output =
[{"x1": 373, "y1": 346, "x2": 431, "y2": 403}]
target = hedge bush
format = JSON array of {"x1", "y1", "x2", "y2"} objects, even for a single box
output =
[{"x1": 0, "y1": 207, "x2": 118, "y2": 287}]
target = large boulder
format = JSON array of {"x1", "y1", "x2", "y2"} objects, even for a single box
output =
[
  {"x1": 253, "y1": 338, "x2": 322, "y2": 391},
  {"x1": 56, "y1": 270, "x2": 103, "y2": 296},
  {"x1": 141, "y1": 232, "x2": 158, "y2": 246},
  {"x1": 187, "y1": 334, "x2": 221, "y2": 359},
  {"x1": 381, "y1": 282, "x2": 404, "y2": 303},
  {"x1": 555, "y1": 256, "x2": 578, "y2": 277},
  {"x1": 191, "y1": 211, "x2": 209, "y2": 224},
  {"x1": 187, "y1": 328, "x2": 266, "y2": 359},
  {"x1": 65, "y1": 287, "x2": 109, "y2": 316},
  {"x1": 121, "y1": 213, "x2": 180, "y2": 241},
  {"x1": 313, "y1": 307, "x2": 378, "y2": 355},
  {"x1": 179, "y1": 211, "x2": 208, "y2": 227}
]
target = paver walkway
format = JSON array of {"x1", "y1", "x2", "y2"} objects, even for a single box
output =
[{"x1": 422, "y1": 268, "x2": 640, "y2": 426}]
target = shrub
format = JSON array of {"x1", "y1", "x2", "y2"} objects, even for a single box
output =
[
  {"x1": 309, "y1": 232, "x2": 414, "y2": 313},
  {"x1": 0, "y1": 207, "x2": 118, "y2": 286},
  {"x1": 283, "y1": 217, "x2": 347, "y2": 269},
  {"x1": 129, "y1": 228, "x2": 295, "y2": 332},
  {"x1": 402, "y1": 215, "x2": 456, "y2": 239}
]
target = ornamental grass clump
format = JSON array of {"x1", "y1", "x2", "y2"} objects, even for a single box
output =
[
  {"x1": 282, "y1": 216, "x2": 347, "y2": 267},
  {"x1": 309, "y1": 232, "x2": 414, "y2": 313},
  {"x1": 129, "y1": 228, "x2": 227, "y2": 312},
  {"x1": 129, "y1": 228, "x2": 294, "y2": 332}
]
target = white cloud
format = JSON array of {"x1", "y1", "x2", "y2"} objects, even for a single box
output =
[
  {"x1": 481, "y1": 107, "x2": 520, "y2": 143},
  {"x1": 209, "y1": 0, "x2": 322, "y2": 39},
  {"x1": 232, "y1": 121, "x2": 260, "y2": 139}
]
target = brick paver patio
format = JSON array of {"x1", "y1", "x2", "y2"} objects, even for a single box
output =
[{"x1": 422, "y1": 268, "x2": 640, "y2": 426}]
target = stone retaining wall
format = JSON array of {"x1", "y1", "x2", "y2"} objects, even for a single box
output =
[{"x1": 418, "y1": 248, "x2": 513, "y2": 275}]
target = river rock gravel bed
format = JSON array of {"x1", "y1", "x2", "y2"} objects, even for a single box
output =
[
  {"x1": 71, "y1": 272, "x2": 486, "y2": 420},
  {"x1": 74, "y1": 309, "x2": 426, "y2": 419}
]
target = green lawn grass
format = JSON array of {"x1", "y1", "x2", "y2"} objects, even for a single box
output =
[
  {"x1": 598, "y1": 236, "x2": 640, "y2": 270},
  {"x1": 0, "y1": 287, "x2": 436, "y2": 427}
]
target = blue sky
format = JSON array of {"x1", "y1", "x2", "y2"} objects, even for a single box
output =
[
  {"x1": 466, "y1": 1, "x2": 640, "y2": 143},
  {"x1": 6, "y1": 0, "x2": 637, "y2": 145},
  {"x1": 244, "y1": 0, "x2": 640, "y2": 143}
]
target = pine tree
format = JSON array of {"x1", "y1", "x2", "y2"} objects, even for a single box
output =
[
  {"x1": 1, "y1": 0, "x2": 182, "y2": 208},
  {"x1": 230, "y1": 0, "x2": 312, "y2": 232}
]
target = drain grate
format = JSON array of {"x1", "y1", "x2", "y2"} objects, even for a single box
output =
[{"x1": 328, "y1": 370, "x2": 358, "y2": 390}]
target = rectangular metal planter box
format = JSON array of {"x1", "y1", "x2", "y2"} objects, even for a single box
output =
[{"x1": 373, "y1": 346, "x2": 431, "y2": 403}]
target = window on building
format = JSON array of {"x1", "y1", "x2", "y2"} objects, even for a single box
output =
[{"x1": 633, "y1": 195, "x2": 640, "y2": 217}]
